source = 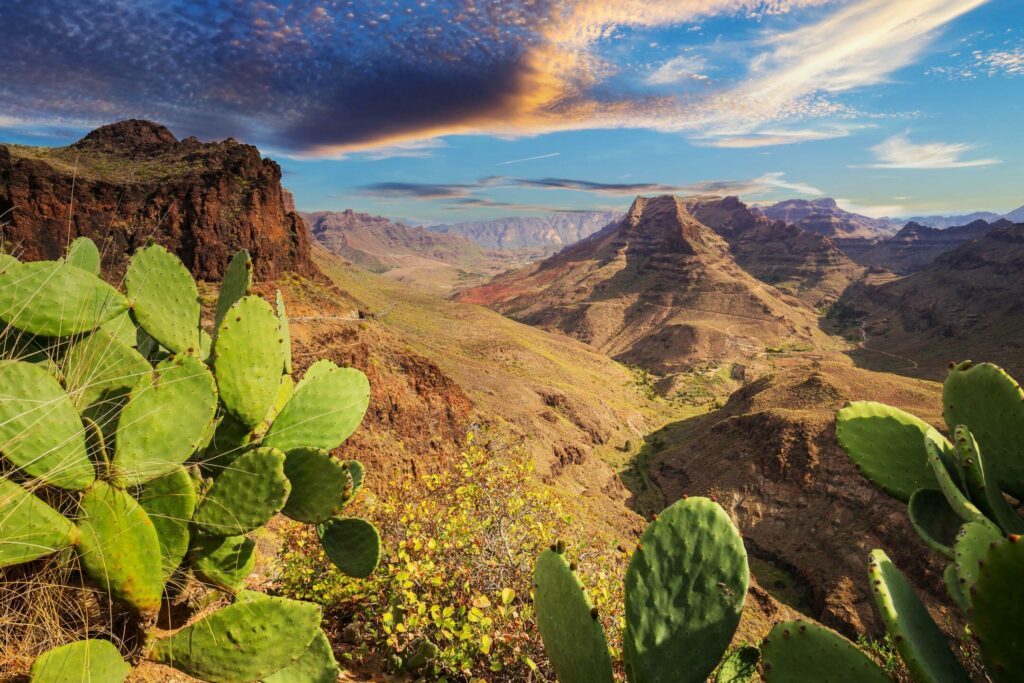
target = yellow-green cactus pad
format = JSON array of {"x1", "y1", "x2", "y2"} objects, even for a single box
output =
[
  {"x1": 907, "y1": 489, "x2": 961, "y2": 560},
  {"x1": 125, "y1": 244, "x2": 200, "y2": 354},
  {"x1": 532, "y1": 548, "x2": 614, "y2": 683},
  {"x1": 952, "y1": 520, "x2": 1003, "y2": 600},
  {"x1": 924, "y1": 428, "x2": 986, "y2": 525},
  {"x1": 192, "y1": 447, "x2": 290, "y2": 536},
  {"x1": 65, "y1": 237, "x2": 101, "y2": 275},
  {"x1": 0, "y1": 360, "x2": 95, "y2": 490},
  {"x1": 0, "y1": 260, "x2": 128, "y2": 337},
  {"x1": 715, "y1": 646, "x2": 760, "y2": 683},
  {"x1": 29, "y1": 639, "x2": 130, "y2": 683},
  {"x1": 282, "y1": 448, "x2": 350, "y2": 523},
  {"x1": 76, "y1": 481, "x2": 163, "y2": 615},
  {"x1": 213, "y1": 295, "x2": 285, "y2": 428},
  {"x1": 277, "y1": 290, "x2": 292, "y2": 375},
  {"x1": 264, "y1": 629, "x2": 340, "y2": 683},
  {"x1": 762, "y1": 620, "x2": 889, "y2": 682},
  {"x1": 113, "y1": 354, "x2": 218, "y2": 486},
  {"x1": 214, "y1": 250, "x2": 252, "y2": 331},
  {"x1": 137, "y1": 466, "x2": 197, "y2": 579},
  {"x1": 149, "y1": 594, "x2": 321, "y2": 683},
  {"x1": 264, "y1": 365, "x2": 370, "y2": 453},
  {"x1": 62, "y1": 329, "x2": 151, "y2": 436},
  {"x1": 0, "y1": 478, "x2": 77, "y2": 567},
  {"x1": 317, "y1": 517, "x2": 381, "y2": 578},
  {"x1": 189, "y1": 533, "x2": 255, "y2": 592}
]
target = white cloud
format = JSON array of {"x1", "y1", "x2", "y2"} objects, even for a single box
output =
[
  {"x1": 646, "y1": 54, "x2": 709, "y2": 84},
  {"x1": 359, "y1": 138, "x2": 447, "y2": 160},
  {"x1": 694, "y1": 125, "x2": 872, "y2": 148},
  {"x1": 862, "y1": 133, "x2": 1000, "y2": 169},
  {"x1": 928, "y1": 43, "x2": 1024, "y2": 79}
]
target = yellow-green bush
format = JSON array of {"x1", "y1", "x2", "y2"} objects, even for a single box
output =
[{"x1": 276, "y1": 430, "x2": 626, "y2": 681}]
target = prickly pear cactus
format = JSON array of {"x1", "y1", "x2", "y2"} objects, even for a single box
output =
[
  {"x1": 761, "y1": 620, "x2": 889, "y2": 682},
  {"x1": 0, "y1": 239, "x2": 381, "y2": 681}
]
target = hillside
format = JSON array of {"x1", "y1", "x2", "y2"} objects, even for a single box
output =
[
  {"x1": 302, "y1": 209, "x2": 521, "y2": 291},
  {"x1": 0, "y1": 120, "x2": 313, "y2": 279},
  {"x1": 835, "y1": 223, "x2": 1024, "y2": 378},
  {"x1": 430, "y1": 210, "x2": 620, "y2": 252},
  {"x1": 684, "y1": 195, "x2": 865, "y2": 307},
  {"x1": 859, "y1": 218, "x2": 1012, "y2": 274},
  {"x1": 457, "y1": 195, "x2": 830, "y2": 373},
  {"x1": 757, "y1": 198, "x2": 898, "y2": 239}
]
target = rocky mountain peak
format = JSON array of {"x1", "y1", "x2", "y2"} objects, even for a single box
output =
[
  {"x1": 619, "y1": 194, "x2": 720, "y2": 257},
  {"x1": 73, "y1": 119, "x2": 179, "y2": 155}
]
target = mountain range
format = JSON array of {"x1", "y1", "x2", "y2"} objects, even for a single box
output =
[{"x1": 429, "y1": 210, "x2": 620, "y2": 252}]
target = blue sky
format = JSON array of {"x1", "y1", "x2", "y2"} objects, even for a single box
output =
[{"x1": 1, "y1": 0, "x2": 1021, "y2": 223}]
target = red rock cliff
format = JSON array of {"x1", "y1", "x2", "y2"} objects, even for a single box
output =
[{"x1": 0, "y1": 120, "x2": 315, "y2": 281}]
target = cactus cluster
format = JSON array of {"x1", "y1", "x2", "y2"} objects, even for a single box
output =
[
  {"x1": 0, "y1": 241, "x2": 380, "y2": 682},
  {"x1": 763, "y1": 360, "x2": 1023, "y2": 682},
  {"x1": 533, "y1": 496, "x2": 750, "y2": 683}
]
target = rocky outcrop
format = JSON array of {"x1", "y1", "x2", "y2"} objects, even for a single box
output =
[
  {"x1": 857, "y1": 219, "x2": 1011, "y2": 274},
  {"x1": 0, "y1": 120, "x2": 315, "y2": 281},
  {"x1": 757, "y1": 198, "x2": 897, "y2": 240}
]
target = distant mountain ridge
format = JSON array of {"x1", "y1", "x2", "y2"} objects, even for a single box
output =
[
  {"x1": 429, "y1": 210, "x2": 620, "y2": 252},
  {"x1": 858, "y1": 218, "x2": 1014, "y2": 274},
  {"x1": 756, "y1": 198, "x2": 898, "y2": 240},
  {"x1": 903, "y1": 206, "x2": 1024, "y2": 229}
]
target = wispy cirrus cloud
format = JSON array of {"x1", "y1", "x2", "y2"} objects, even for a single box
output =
[
  {"x1": 861, "y1": 133, "x2": 1000, "y2": 169},
  {"x1": 928, "y1": 42, "x2": 1024, "y2": 80}
]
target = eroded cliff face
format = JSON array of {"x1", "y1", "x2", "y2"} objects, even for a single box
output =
[{"x1": 0, "y1": 120, "x2": 314, "y2": 281}]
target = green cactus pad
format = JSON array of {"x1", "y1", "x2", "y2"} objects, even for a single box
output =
[
  {"x1": 0, "y1": 478, "x2": 77, "y2": 567},
  {"x1": 137, "y1": 466, "x2": 196, "y2": 579},
  {"x1": 29, "y1": 639, "x2": 130, "y2": 683},
  {"x1": 213, "y1": 295, "x2": 286, "y2": 428},
  {"x1": 192, "y1": 447, "x2": 290, "y2": 536},
  {"x1": 0, "y1": 360, "x2": 95, "y2": 490},
  {"x1": 65, "y1": 237, "x2": 101, "y2": 275},
  {"x1": 150, "y1": 594, "x2": 321, "y2": 683},
  {"x1": 113, "y1": 354, "x2": 218, "y2": 486},
  {"x1": 836, "y1": 401, "x2": 935, "y2": 502},
  {"x1": 264, "y1": 629, "x2": 340, "y2": 683},
  {"x1": 970, "y1": 536, "x2": 1024, "y2": 682},
  {"x1": 0, "y1": 260, "x2": 128, "y2": 337},
  {"x1": 761, "y1": 620, "x2": 889, "y2": 682},
  {"x1": 264, "y1": 365, "x2": 370, "y2": 452},
  {"x1": 100, "y1": 310, "x2": 138, "y2": 348},
  {"x1": 254, "y1": 372, "x2": 294, "y2": 440},
  {"x1": 347, "y1": 460, "x2": 365, "y2": 495},
  {"x1": 281, "y1": 448, "x2": 350, "y2": 523},
  {"x1": 954, "y1": 426, "x2": 1024, "y2": 534},
  {"x1": 62, "y1": 329, "x2": 151, "y2": 436},
  {"x1": 198, "y1": 413, "x2": 253, "y2": 477},
  {"x1": 189, "y1": 533, "x2": 255, "y2": 592},
  {"x1": 317, "y1": 517, "x2": 381, "y2": 578},
  {"x1": 952, "y1": 520, "x2": 1003, "y2": 600},
  {"x1": 75, "y1": 480, "x2": 163, "y2": 615},
  {"x1": 908, "y1": 489, "x2": 961, "y2": 559},
  {"x1": 715, "y1": 646, "x2": 761, "y2": 683},
  {"x1": 623, "y1": 496, "x2": 748, "y2": 683},
  {"x1": 297, "y1": 358, "x2": 337, "y2": 389},
  {"x1": 277, "y1": 290, "x2": 292, "y2": 375},
  {"x1": 925, "y1": 428, "x2": 985, "y2": 525},
  {"x1": 943, "y1": 562, "x2": 969, "y2": 612},
  {"x1": 532, "y1": 548, "x2": 614, "y2": 683},
  {"x1": 125, "y1": 244, "x2": 200, "y2": 354},
  {"x1": 943, "y1": 362, "x2": 1024, "y2": 499},
  {"x1": 214, "y1": 250, "x2": 252, "y2": 331},
  {"x1": 868, "y1": 549, "x2": 969, "y2": 683}
]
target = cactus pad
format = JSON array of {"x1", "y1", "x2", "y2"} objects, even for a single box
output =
[
  {"x1": 0, "y1": 478, "x2": 77, "y2": 567},
  {"x1": 346, "y1": 460, "x2": 365, "y2": 498},
  {"x1": 943, "y1": 361, "x2": 1024, "y2": 499},
  {"x1": 317, "y1": 517, "x2": 381, "y2": 578},
  {"x1": 213, "y1": 295, "x2": 284, "y2": 427},
  {"x1": 532, "y1": 548, "x2": 614, "y2": 683},
  {"x1": 277, "y1": 290, "x2": 292, "y2": 375},
  {"x1": 715, "y1": 646, "x2": 761, "y2": 683},
  {"x1": 149, "y1": 594, "x2": 321, "y2": 683},
  {"x1": 970, "y1": 536, "x2": 1024, "y2": 682},
  {"x1": 952, "y1": 520, "x2": 1002, "y2": 600},
  {"x1": 198, "y1": 413, "x2": 253, "y2": 477},
  {"x1": 836, "y1": 401, "x2": 935, "y2": 502},
  {"x1": 623, "y1": 496, "x2": 748, "y2": 683},
  {"x1": 0, "y1": 260, "x2": 128, "y2": 337},
  {"x1": 75, "y1": 481, "x2": 163, "y2": 615},
  {"x1": 925, "y1": 428, "x2": 985, "y2": 525},
  {"x1": 125, "y1": 244, "x2": 200, "y2": 354},
  {"x1": 29, "y1": 639, "x2": 130, "y2": 683},
  {"x1": 66, "y1": 237, "x2": 101, "y2": 275},
  {"x1": 264, "y1": 365, "x2": 370, "y2": 452},
  {"x1": 954, "y1": 426, "x2": 1024, "y2": 534},
  {"x1": 282, "y1": 447, "x2": 350, "y2": 523},
  {"x1": 192, "y1": 447, "x2": 290, "y2": 536},
  {"x1": 113, "y1": 354, "x2": 217, "y2": 486},
  {"x1": 62, "y1": 329, "x2": 151, "y2": 435},
  {"x1": 908, "y1": 489, "x2": 961, "y2": 559},
  {"x1": 214, "y1": 249, "x2": 252, "y2": 331},
  {"x1": 943, "y1": 562, "x2": 969, "y2": 612},
  {"x1": 761, "y1": 620, "x2": 889, "y2": 682},
  {"x1": 137, "y1": 466, "x2": 196, "y2": 579},
  {"x1": 867, "y1": 549, "x2": 969, "y2": 683},
  {"x1": 264, "y1": 629, "x2": 340, "y2": 683},
  {"x1": 0, "y1": 360, "x2": 95, "y2": 490},
  {"x1": 189, "y1": 533, "x2": 255, "y2": 592},
  {"x1": 100, "y1": 311, "x2": 138, "y2": 349}
]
